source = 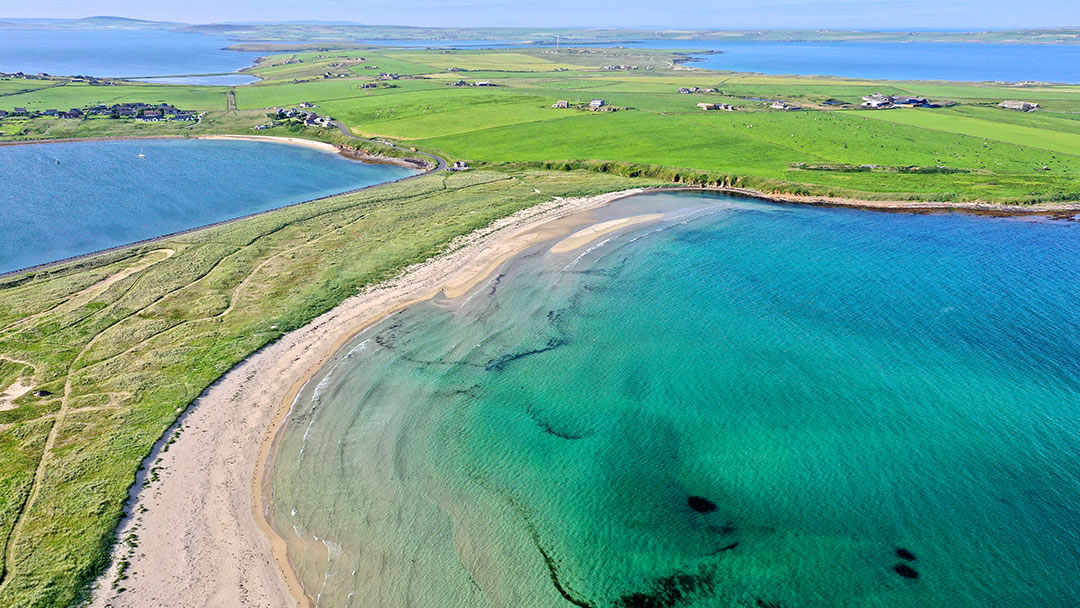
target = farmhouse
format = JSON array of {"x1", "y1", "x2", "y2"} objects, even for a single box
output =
[
  {"x1": 552, "y1": 100, "x2": 570, "y2": 109},
  {"x1": 451, "y1": 161, "x2": 470, "y2": 171},
  {"x1": 861, "y1": 93, "x2": 934, "y2": 109},
  {"x1": 893, "y1": 96, "x2": 930, "y2": 106},
  {"x1": 999, "y1": 100, "x2": 1039, "y2": 112},
  {"x1": 698, "y1": 102, "x2": 734, "y2": 111},
  {"x1": 861, "y1": 93, "x2": 892, "y2": 108},
  {"x1": 589, "y1": 99, "x2": 606, "y2": 109},
  {"x1": 770, "y1": 101, "x2": 801, "y2": 111}
]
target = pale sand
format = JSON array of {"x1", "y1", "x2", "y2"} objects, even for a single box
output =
[
  {"x1": 88, "y1": 187, "x2": 647, "y2": 608},
  {"x1": 0, "y1": 379, "x2": 32, "y2": 412},
  {"x1": 0, "y1": 356, "x2": 36, "y2": 412},
  {"x1": 550, "y1": 213, "x2": 665, "y2": 254},
  {"x1": 194, "y1": 134, "x2": 341, "y2": 154}
]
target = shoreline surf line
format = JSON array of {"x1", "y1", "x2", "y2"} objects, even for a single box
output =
[
  {"x1": 254, "y1": 188, "x2": 652, "y2": 607},
  {"x1": 0, "y1": 135, "x2": 435, "y2": 281},
  {"x1": 85, "y1": 187, "x2": 648, "y2": 608}
]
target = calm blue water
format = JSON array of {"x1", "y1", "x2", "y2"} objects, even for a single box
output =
[
  {"x1": 0, "y1": 139, "x2": 416, "y2": 273},
  {"x1": 371, "y1": 38, "x2": 1080, "y2": 83},
  {"x1": 130, "y1": 74, "x2": 259, "y2": 85},
  {"x1": 272, "y1": 192, "x2": 1080, "y2": 607},
  {"x1": 655, "y1": 40, "x2": 1080, "y2": 83},
  {"x1": 0, "y1": 30, "x2": 259, "y2": 79},
  {"x1": 4, "y1": 29, "x2": 1079, "y2": 83}
]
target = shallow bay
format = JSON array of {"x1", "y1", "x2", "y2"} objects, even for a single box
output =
[
  {"x1": 0, "y1": 139, "x2": 416, "y2": 273},
  {"x1": 271, "y1": 192, "x2": 1080, "y2": 607}
]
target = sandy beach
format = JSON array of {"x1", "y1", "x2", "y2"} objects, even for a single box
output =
[
  {"x1": 88, "y1": 187, "x2": 647, "y2": 608},
  {"x1": 194, "y1": 134, "x2": 343, "y2": 153}
]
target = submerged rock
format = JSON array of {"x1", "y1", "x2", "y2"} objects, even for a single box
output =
[
  {"x1": 687, "y1": 496, "x2": 717, "y2": 513},
  {"x1": 895, "y1": 547, "x2": 917, "y2": 561},
  {"x1": 893, "y1": 563, "x2": 920, "y2": 579}
]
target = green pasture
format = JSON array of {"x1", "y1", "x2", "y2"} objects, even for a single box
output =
[{"x1": 0, "y1": 82, "x2": 227, "y2": 112}]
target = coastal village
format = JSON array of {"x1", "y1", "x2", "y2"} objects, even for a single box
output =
[
  {"x1": 256, "y1": 102, "x2": 334, "y2": 130},
  {"x1": 0, "y1": 102, "x2": 198, "y2": 122}
]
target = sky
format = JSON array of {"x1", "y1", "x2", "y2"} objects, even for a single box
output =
[{"x1": 2, "y1": 0, "x2": 1078, "y2": 30}]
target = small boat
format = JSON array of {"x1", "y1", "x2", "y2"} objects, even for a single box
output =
[
  {"x1": 138, "y1": 153, "x2": 146, "y2": 159},
  {"x1": 55, "y1": 159, "x2": 60, "y2": 165}
]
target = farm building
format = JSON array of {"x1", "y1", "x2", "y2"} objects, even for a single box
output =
[
  {"x1": 697, "y1": 102, "x2": 734, "y2": 111},
  {"x1": 552, "y1": 100, "x2": 570, "y2": 109},
  {"x1": 999, "y1": 100, "x2": 1039, "y2": 112}
]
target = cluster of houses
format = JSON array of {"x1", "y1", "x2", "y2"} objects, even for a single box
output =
[
  {"x1": 860, "y1": 93, "x2": 936, "y2": 109},
  {"x1": 552, "y1": 99, "x2": 617, "y2": 112},
  {"x1": 0, "y1": 71, "x2": 52, "y2": 80},
  {"x1": 999, "y1": 100, "x2": 1039, "y2": 112},
  {"x1": 267, "y1": 58, "x2": 304, "y2": 67},
  {"x1": 678, "y1": 87, "x2": 719, "y2": 94},
  {"x1": 264, "y1": 104, "x2": 334, "y2": 129},
  {"x1": 448, "y1": 80, "x2": 497, "y2": 87},
  {"x1": 698, "y1": 102, "x2": 735, "y2": 111},
  {"x1": 0, "y1": 102, "x2": 196, "y2": 122},
  {"x1": 1, "y1": 72, "x2": 113, "y2": 85},
  {"x1": 602, "y1": 65, "x2": 639, "y2": 71}
]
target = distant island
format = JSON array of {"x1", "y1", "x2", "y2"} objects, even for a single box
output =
[{"x1": 2, "y1": 16, "x2": 1079, "y2": 45}]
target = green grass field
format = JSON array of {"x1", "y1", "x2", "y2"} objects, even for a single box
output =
[
  {"x1": 0, "y1": 82, "x2": 228, "y2": 112},
  {"x1": 6, "y1": 48, "x2": 1077, "y2": 205},
  {"x1": 2, "y1": 43, "x2": 1080, "y2": 607}
]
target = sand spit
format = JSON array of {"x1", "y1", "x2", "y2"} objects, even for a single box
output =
[
  {"x1": 550, "y1": 213, "x2": 665, "y2": 253},
  {"x1": 195, "y1": 134, "x2": 431, "y2": 170},
  {"x1": 88, "y1": 187, "x2": 648, "y2": 608}
]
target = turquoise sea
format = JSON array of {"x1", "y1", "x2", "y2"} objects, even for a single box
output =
[
  {"x1": 270, "y1": 192, "x2": 1080, "y2": 607},
  {"x1": 0, "y1": 139, "x2": 416, "y2": 273}
]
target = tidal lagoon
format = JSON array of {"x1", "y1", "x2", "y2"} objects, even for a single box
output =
[
  {"x1": 270, "y1": 192, "x2": 1080, "y2": 607},
  {"x1": 0, "y1": 139, "x2": 417, "y2": 273}
]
